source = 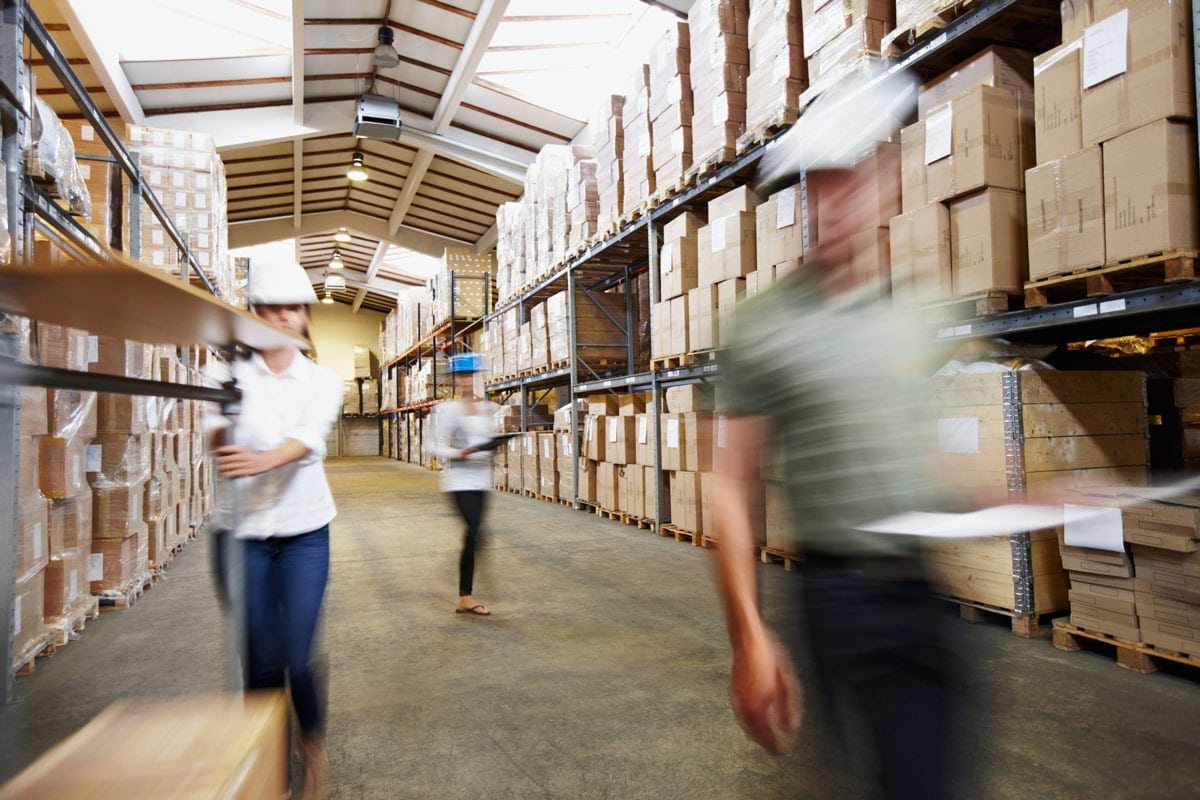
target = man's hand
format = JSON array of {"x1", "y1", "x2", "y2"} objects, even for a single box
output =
[
  {"x1": 730, "y1": 633, "x2": 803, "y2": 755},
  {"x1": 213, "y1": 444, "x2": 284, "y2": 478},
  {"x1": 459, "y1": 447, "x2": 479, "y2": 459}
]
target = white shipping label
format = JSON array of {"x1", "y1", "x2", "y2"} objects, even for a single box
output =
[
  {"x1": 776, "y1": 187, "x2": 797, "y2": 229},
  {"x1": 1083, "y1": 9, "x2": 1128, "y2": 88},
  {"x1": 936, "y1": 417, "x2": 980, "y2": 454},
  {"x1": 87, "y1": 335, "x2": 99, "y2": 363},
  {"x1": 712, "y1": 97, "x2": 724, "y2": 127},
  {"x1": 194, "y1": 192, "x2": 208, "y2": 210},
  {"x1": 717, "y1": 416, "x2": 727, "y2": 449},
  {"x1": 608, "y1": 417, "x2": 619, "y2": 443},
  {"x1": 77, "y1": 163, "x2": 91, "y2": 180},
  {"x1": 12, "y1": 595, "x2": 20, "y2": 636},
  {"x1": 1064, "y1": 504, "x2": 1125, "y2": 553},
  {"x1": 151, "y1": 229, "x2": 165, "y2": 246},
  {"x1": 32, "y1": 522, "x2": 43, "y2": 560},
  {"x1": 526, "y1": 437, "x2": 535, "y2": 455},
  {"x1": 72, "y1": 454, "x2": 81, "y2": 483},
  {"x1": 195, "y1": 213, "x2": 210, "y2": 229},
  {"x1": 152, "y1": 250, "x2": 167, "y2": 267},
  {"x1": 711, "y1": 219, "x2": 728, "y2": 252},
  {"x1": 75, "y1": 337, "x2": 86, "y2": 366},
  {"x1": 563, "y1": 436, "x2": 573, "y2": 457},
  {"x1": 69, "y1": 570, "x2": 77, "y2": 599},
  {"x1": 924, "y1": 108, "x2": 952, "y2": 164},
  {"x1": 543, "y1": 439, "x2": 552, "y2": 458},
  {"x1": 638, "y1": 416, "x2": 649, "y2": 445},
  {"x1": 86, "y1": 444, "x2": 102, "y2": 473},
  {"x1": 80, "y1": 123, "x2": 95, "y2": 141},
  {"x1": 172, "y1": 172, "x2": 187, "y2": 188},
  {"x1": 88, "y1": 553, "x2": 103, "y2": 581},
  {"x1": 668, "y1": 78, "x2": 682, "y2": 104},
  {"x1": 662, "y1": 242, "x2": 675, "y2": 274},
  {"x1": 666, "y1": 419, "x2": 680, "y2": 449},
  {"x1": 174, "y1": 191, "x2": 188, "y2": 207},
  {"x1": 149, "y1": 168, "x2": 164, "y2": 186}
]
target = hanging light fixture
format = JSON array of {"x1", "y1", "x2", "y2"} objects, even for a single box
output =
[
  {"x1": 329, "y1": 249, "x2": 345, "y2": 270},
  {"x1": 325, "y1": 271, "x2": 347, "y2": 291},
  {"x1": 374, "y1": 25, "x2": 400, "y2": 69},
  {"x1": 347, "y1": 150, "x2": 369, "y2": 182},
  {"x1": 334, "y1": 227, "x2": 351, "y2": 243},
  {"x1": 321, "y1": 289, "x2": 335, "y2": 304}
]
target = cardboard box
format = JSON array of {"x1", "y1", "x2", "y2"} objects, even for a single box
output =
[
  {"x1": 919, "y1": 45, "x2": 1035, "y2": 125},
  {"x1": 1122, "y1": 494, "x2": 1200, "y2": 552},
  {"x1": 47, "y1": 389, "x2": 98, "y2": 440},
  {"x1": 43, "y1": 545, "x2": 90, "y2": 620},
  {"x1": 662, "y1": 413, "x2": 685, "y2": 472},
  {"x1": 0, "y1": 692, "x2": 288, "y2": 799},
  {"x1": 950, "y1": 188, "x2": 1028, "y2": 295},
  {"x1": 669, "y1": 470, "x2": 703, "y2": 533},
  {"x1": 1139, "y1": 617, "x2": 1200, "y2": 652},
  {"x1": 596, "y1": 462, "x2": 619, "y2": 511},
  {"x1": 1025, "y1": 146, "x2": 1105, "y2": 279},
  {"x1": 661, "y1": 230, "x2": 701, "y2": 299},
  {"x1": 1081, "y1": 0, "x2": 1194, "y2": 147},
  {"x1": 756, "y1": 184, "x2": 806, "y2": 270},
  {"x1": 49, "y1": 494, "x2": 93, "y2": 554},
  {"x1": 699, "y1": 211, "x2": 757, "y2": 284},
  {"x1": 584, "y1": 415, "x2": 607, "y2": 463},
  {"x1": 716, "y1": 277, "x2": 746, "y2": 345},
  {"x1": 604, "y1": 415, "x2": 637, "y2": 465},
  {"x1": 1069, "y1": 582, "x2": 1136, "y2": 616},
  {"x1": 1034, "y1": 39, "x2": 1083, "y2": 163},
  {"x1": 849, "y1": 227, "x2": 891, "y2": 288},
  {"x1": 1102, "y1": 119, "x2": 1199, "y2": 263},
  {"x1": 665, "y1": 384, "x2": 716, "y2": 414},
  {"x1": 708, "y1": 184, "x2": 762, "y2": 219},
  {"x1": 93, "y1": 483, "x2": 146, "y2": 539},
  {"x1": 38, "y1": 435, "x2": 88, "y2": 500},
  {"x1": 688, "y1": 285, "x2": 721, "y2": 351},
  {"x1": 1136, "y1": 590, "x2": 1200, "y2": 627},
  {"x1": 890, "y1": 202, "x2": 953, "y2": 305},
  {"x1": 89, "y1": 526, "x2": 148, "y2": 592},
  {"x1": 17, "y1": 494, "x2": 49, "y2": 584},
  {"x1": 577, "y1": 458, "x2": 597, "y2": 505},
  {"x1": 634, "y1": 414, "x2": 655, "y2": 466},
  {"x1": 682, "y1": 412, "x2": 716, "y2": 473},
  {"x1": 97, "y1": 394, "x2": 150, "y2": 435},
  {"x1": 1070, "y1": 603, "x2": 1141, "y2": 640}
]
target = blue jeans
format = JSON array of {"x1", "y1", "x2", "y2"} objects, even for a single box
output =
[{"x1": 220, "y1": 526, "x2": 330, "y2": 735}]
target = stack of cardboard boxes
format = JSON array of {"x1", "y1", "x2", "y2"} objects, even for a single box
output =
[
  {"x1": 652, "y1": 212, "x2": 703, "y2": 360},
  {"x1": 893, "y1": 47, "x2": 1036, "y2": 304},
  {"x1": 1027, "y1": 0, "x2": 1197, "y2": 285},
  {"x1": 495, "y1": 201, "x2": 526, "y2": 301},
  {"x1": 649, "y1": 22, "x2": 693, "y2": 192},
  {"x1": 429, "y1": 247, "x2": 496, "y2": 326},
  {"x1": 621, "y1": 65, "x2": 655, "y2": 218},
  {"x1": 688, "y1": 0, "x2": 750, "y2": 170},
  {"x1": 661, "y1": 385, "x2": 716, "y2": 536},
  {"x1": 693, "y1": 186, "x2": 761, "y2": 351},
  {"x1": 594, "y1": 95, "x2": 626, "y2": 234},
  {"x1": 803, "y1": 0, "x2": 893, "y2": 97},
  {"x1": 745, "y1": 0, "x2": 806, "y2": 136},
  {"x1": 566, "y1": 157, "x2": 600, "y2": 254}
]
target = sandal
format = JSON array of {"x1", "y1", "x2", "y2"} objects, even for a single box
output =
[{"x1": 456, "y1": 603, "x2": 491, "y2": 616}]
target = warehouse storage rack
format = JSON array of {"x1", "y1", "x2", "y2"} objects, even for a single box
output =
[
  {"x1": 471, "y1": 0, "x2": 1200, "y2": 621},
  {"x1": 0, "y1": 1, "x2": 237, "y2": 702}
]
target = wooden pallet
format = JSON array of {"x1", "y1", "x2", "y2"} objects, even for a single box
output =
[
  {"x1": 920, "y1": 290, "x2": 1023, "y2": 323},
  {"x1": 595, "y1": 506, "x2": 627, "y2": 524},
  {"x1": 736, "y1": 107, "x2": 802, "y2": 155},
  {"x1": 646, "y1": 173, "x2": 695, "y2": 210},
  {"x1": 944, "y1": 595, "x2": 1052, "y2": 639},
  {"x1": 1052, "y1": 619, "x2": 1200, "y2": 674},
  {"x1": 98, "y1": 573, "x2": 154, "y2": 611},
  {"x1": 625, "y1": 515, "x2": 657, "y2": 533},
  {"x1": 651, "y1": 349, "x2": 720, "y2": 371},
  {"x1": 760, "y1": 546, "x2": 799, "y2": 571},
  {"x1": 13, "y1": 631, "x2": 57, "y2": 677},
  {"x1": 49, "y1": 595, "x2": 101, "y2": 646},
  {"x1": 1024, "y1": 249, "x2": 1200, "y2": 307},
  {"x1": 883, "y1": 0, "x2": 980, "y2": 57},
  {"x1": 660, "y1": 523, "x2": 703, "y2": 546},
  {"x1": 683, "y1": 147, "x2": 738, "y2": 184}
]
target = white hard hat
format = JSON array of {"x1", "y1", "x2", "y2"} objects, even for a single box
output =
[
  {"x1": 247, "y1": 260, "x2": 318, "y2": 305},
  {"x1": 756, "y1": 65, "x2": 919, "y2": 192}
]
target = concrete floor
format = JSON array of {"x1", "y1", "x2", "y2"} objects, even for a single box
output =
[{"x1": 2, "y1": 457, "x2": 1199, "y2": 798}]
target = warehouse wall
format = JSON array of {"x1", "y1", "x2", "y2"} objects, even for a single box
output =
[{"x1": 309, "y1": 304, "x2": 386, "y2": 381}]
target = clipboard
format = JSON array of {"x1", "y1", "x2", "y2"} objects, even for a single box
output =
[{"x1": 473, "y1": 433, "x2": 518, "y2": 452}]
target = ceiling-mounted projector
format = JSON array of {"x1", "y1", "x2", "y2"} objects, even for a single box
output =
[{"x1": 354, "y1": 94, "x2": 402, "y2": 140}]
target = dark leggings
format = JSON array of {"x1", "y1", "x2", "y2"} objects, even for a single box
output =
[{"x1": 453, "y1": 491, "x2": 486, "y2": 596}]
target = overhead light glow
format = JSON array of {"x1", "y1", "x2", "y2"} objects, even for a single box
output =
[
  {"x1": 325, "y1": 271, "x2": 347, "y2": 291},
  {"x1": 347, "y1": 150, "x2": 369, "y2": 182},
  {"x1": 329, "y1": 250, "x2": 345, "y2": 270},
  {"x1": 321, "y1": 289, "x2": 335, "y2": 304},
  {"x1": 334, "y1": 227, "x2": 351, "y2": 243}
]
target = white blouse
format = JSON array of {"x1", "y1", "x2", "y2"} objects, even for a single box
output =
[
  {"x1": 204, "y1": 349, "x2": 343, "y2": 539},
  {"x1": 428, "y1": 398, "x2": 500, "y2": 493}
]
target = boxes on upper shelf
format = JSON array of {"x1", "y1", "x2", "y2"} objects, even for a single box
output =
[
  {"x1": 1025, "y1": 146, "x2": 1104, "y2": 279},
  {"x1": 1034, "y1": 40, "x2": 1083, "y2": 163},
  {"x1": 890, "y1": 201, "x2": 953, "y2": 306},
  {"x1": 949, "y1": 187, "x2": 1028, "y2": 295}
]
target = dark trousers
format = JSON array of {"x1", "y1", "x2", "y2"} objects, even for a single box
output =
[
  {"x1": 218, "y1": 526, "x2": 330, "y2": 735},
  {"x1": 789, "y1": 560, "x2": 961, "y2": 800},
  {"x1": 452, "y1": 491, "x2": 486, "y2": 596}
]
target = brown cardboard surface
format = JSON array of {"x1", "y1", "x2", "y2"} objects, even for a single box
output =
[
  {"x1": 1138, "y1": 617, "x2": 1200, "y2": 652},
  {"x1": 951, "y1": 85, "x2": 1026, "y2": 196},
  {"x1": 1081, "y1": 0, "x2": 1194, "y2": 147},
  {"x1": 950, "y1": 188, "x2": 1028, "y2": 294},
  {"x1": 812, "y1": 142, "x2": 901, "y2": 242},
  {"x1": 1025, "y1": 146, "x2": 1105, "y2": 280},
  {"x1": 890, "y1": 202, "x2": 953, "y2": 305},
  {"x1": 756, "y1": 184, "x2": 806, "y2": 269},
  {"x1": 1034, "y1": 39, "x2": 1084, "y2": 163},
  {"x1": 1102, "y1": 118, "x2": 1199, "y2": 262},
  {"x1": 919, "y1": 45, "x2": 1035, "y2": 123}
]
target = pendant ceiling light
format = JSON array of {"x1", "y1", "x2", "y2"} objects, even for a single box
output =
[
  {"x1": 321, "y1": 289, "x2": 335, "y2": 305},
  {"x1": 329, "y1": 250, "x2": 345, "y2": 270},
  {"x1": 347, "y1": 151, "x2": 369, "y2": 182},
  {"x1": 333, "y1": 227, "x2": 351, "y2": 243},
  {"x1": 325, "y1": 271, "x2": 347, "y2": 291},
  {"x1": 374, "y1": 25, "x2": 400, "y2": 70}
]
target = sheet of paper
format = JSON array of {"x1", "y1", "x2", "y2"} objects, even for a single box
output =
[
  {"x1": 776, "y1": 187, "x2": 797, "y2": 230},
  {"x1": 937, "y1": 417, "x2": 979, "y2": 454},
  {"x1": 924, "y1": 107, "x2": 952, "y2": 164},
  {"x1": 1083, "y1": 9, "x2": 1128, "y2": 88},
  {"x1": 1064, "y1": 503, "x2": 1125, "y2": 552}
]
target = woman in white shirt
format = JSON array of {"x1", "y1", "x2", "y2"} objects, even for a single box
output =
[
  {"x1": 207, "y1": 260, "x2": 342, "y2": 800},
  {"x1": 429, "y1": 353, "x2": 500, "y2": 616}
]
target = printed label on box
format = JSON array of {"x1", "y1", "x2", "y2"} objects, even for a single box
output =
[
  {"x1": 638, "y1": 416, "x2": 649, "y2": 445},
  {"x1": 544, "y1": 438, "x2": 552, "y2": 457},
  {"x1": 13, "y1": 595, "x2": 20, "y2": 636},
  {"x1": 78, "y1": 163, "x2": 91, "y2": 180},
  {"x1": 80, "y1": 123, "x2": 94, "y2": 141},
  {"x1": 608, "y1": 417, "x2": 619, "y2": 443},
  {"x1": 712, "y1": 97, "x2": 724, "y2": 127},
  {"x1": 936, "y1": 417, "x2": 979, "y2": 454},
  {"x1": 88, "y1": 553, "x2": 103, "y2": 581},
  {"x1": 717, "y1": 416, "x2": 727, "y2": 449},
  {"x1": 69, "y1": 570, "x2": 77, "y2": 598},
  {"x1": 711, "y1": 219, "x2": 728, "y2": 252},
  {"x1": 925, "y1": 108, "x2": 952, "y2": 164},
  {"x1": 662, "y1": 242, "x2": 675, "y2": 274},
  {"x1": 1083, "y1": 9, "x2": 1128, "y2": 89},
  {"x1": 86, "y1": 444, "x2": 102, "y2": 473},
  {"x1": 1065, "y1": 504, "x2": 1125, "y2": 552},
  {"x1": 33, "y1": 522, "x2": 42, "y2": 560},
  {"x1": 87, "y1": 335, "x2": 98, "y2": 363},
  {"x1": 776, "y1": 188, "x2": 797, "y2": 229},
  {"x1": 666, "y1": 418, "x2": 680, "y2": 449}
]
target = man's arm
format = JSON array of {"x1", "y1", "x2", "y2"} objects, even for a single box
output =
[{"x1": 713, "y1": 414, "x2": 801, "y2": 755}]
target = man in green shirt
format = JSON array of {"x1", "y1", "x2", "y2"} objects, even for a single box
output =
[{"x1": 713, "y1": 73, "x2": 966, "y2": 799}]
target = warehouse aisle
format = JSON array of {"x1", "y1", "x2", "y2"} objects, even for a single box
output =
[{"x1": 2, "y1": 457, "x2": 1199, "y2": 798}]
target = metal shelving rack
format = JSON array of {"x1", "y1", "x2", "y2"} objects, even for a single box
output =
[
  {"x1": 475, "y1": 0, "x2": 1200, "y2": 544},
  {"x1": 0, "y1": 0, "x2": 238, "y2": 702}
]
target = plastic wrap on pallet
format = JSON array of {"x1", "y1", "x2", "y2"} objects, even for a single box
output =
[
  {"x1": 11, "y1": 569, "x2": 48, "y2": 670},
  {"x1": 37, "y1": 324, "x2": 92, "y2": 371},
  {"x1": 746, "y1": 0, "x2": 806, "y2": 133},
  {"x1": 621, "y1": 63, "x2": 654, "y2": 217},
  {"x1": 94, "y1": 336, "x2": 153, "y2": 379},
  {"x1": 47, "y1": 388, "x2": 97, "y2": 441},
  {"x1": 49, "y1": 492, "x2": 92, "y2": 555},
  {"x1": 43, "y1": 544, "x2": 91, "y2": 622},
  {"x1": 19, "y1": 386, "x2": 49, "y2": 438},
  {"x1": 38, "y1": 434, "x2": 88, "y2": 500},
  {"x1": 0, "y1": 314, "x2": 34, "y2": 363},
  {"x1": 89, "y1": 525, "x2": 149, "y2": 593},
  {"x1": 26, "y1": 97, "x2": 92, "y2": 218},
  {"x1": 806, "y1": 25, "x2": 887, "y2": 98},
  {"x1": 17, "y1": 481, "x2": 49, "y2": 583},
  {"x1": 86, "y1": 434, "x2": 153, "y2": 488},
  {"x1": 96, "y1": 393, "x2": 151, "y2": 435},
  {"x1": 93, "y1": 481, "x2": 147, "y2": 539}
]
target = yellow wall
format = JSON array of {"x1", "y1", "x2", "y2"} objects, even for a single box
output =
[{"x1": 308, "y1": 303, "x2": 386, "y2": 381}]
